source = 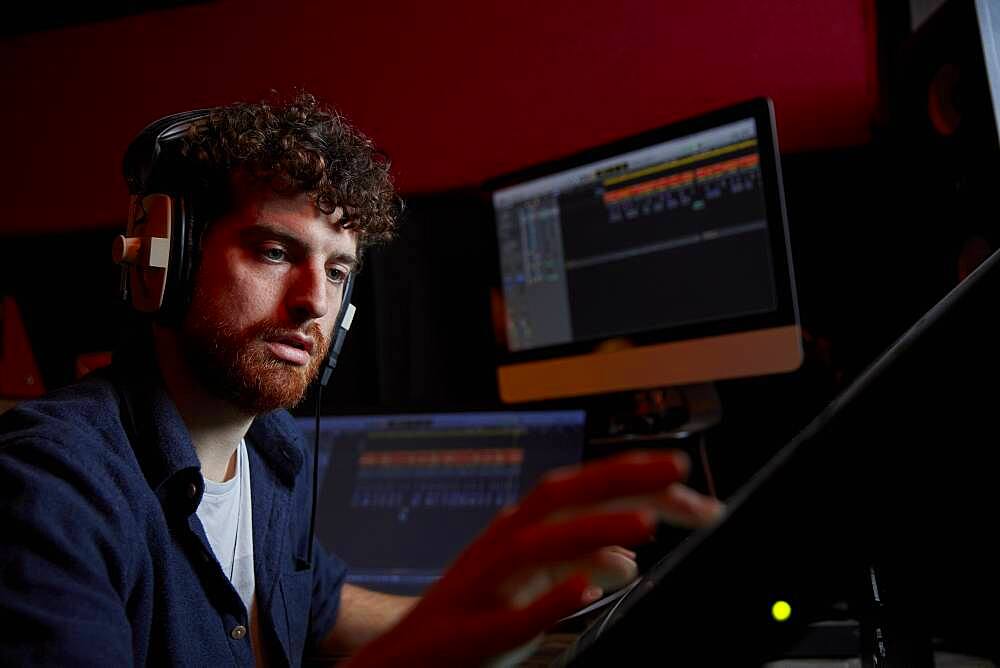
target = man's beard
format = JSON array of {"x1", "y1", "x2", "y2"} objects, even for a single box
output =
[{"x1": 179, "y1": 306, "x2": 329, "y2": 414}]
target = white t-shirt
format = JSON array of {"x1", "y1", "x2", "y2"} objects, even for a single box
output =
[{"x1": 196, "y1": 439, "x2": 256, "y2": 614}]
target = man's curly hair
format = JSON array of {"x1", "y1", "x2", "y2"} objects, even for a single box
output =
[{"x1": 175, "y1": 91, "x2": 399, "y2": 250}]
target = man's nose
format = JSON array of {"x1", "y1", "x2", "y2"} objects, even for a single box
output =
[{"x1": 286, "y1": 261, "x2": 330, "y2": 322}]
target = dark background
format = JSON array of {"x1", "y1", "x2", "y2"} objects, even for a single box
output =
[{"x1": 3, "y1": 0, "x2": 999, "y2": 660}]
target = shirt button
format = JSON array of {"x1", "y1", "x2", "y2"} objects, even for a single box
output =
[
  {"x1": 186, "y1": 482, "x2": 198, "y2": 499},
  {"x1": 230, "y1": 625, "x2": 247, "y2": 640}
]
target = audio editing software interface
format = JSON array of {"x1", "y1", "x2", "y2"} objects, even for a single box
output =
[
  {"x1": 493, "y1": 118, "x2": 779, "y2": 352},
  {"x1": 297, "y1": 411, "x2": 585, "y2": 595}
]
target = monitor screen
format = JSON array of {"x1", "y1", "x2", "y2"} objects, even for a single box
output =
[
  {"x1": 296, "y1": 410, "x2": 586, "y2": 595},
  {"x1": 487, "y1": 98, "x2": 802, "y2": 402}
]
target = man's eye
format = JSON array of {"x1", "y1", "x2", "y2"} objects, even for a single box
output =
[
  {"x1": 327, "y1": 267, "x2": 348, "y2": 284},
  {"x1": 261, "y1": 247, "x2": 286, "y2": 262}
]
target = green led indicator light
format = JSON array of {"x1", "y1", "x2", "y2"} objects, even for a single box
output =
[{"x1": 771, "y1": 600, "x2": 792, "y2": 622}]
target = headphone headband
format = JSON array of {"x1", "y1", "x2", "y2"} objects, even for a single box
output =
[{"x1": 123, "y1": 108, "x2": 214, "y2": 195}]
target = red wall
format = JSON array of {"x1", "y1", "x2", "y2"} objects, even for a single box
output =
[{"x1": 0, "y1": 1, "x2": 877, "y2": 236}]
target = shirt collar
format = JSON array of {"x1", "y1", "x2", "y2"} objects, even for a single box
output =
[
  {"x1": 110, "y1": 330, "x2": 304, "y2": 514},
  {"x1": 246, "y1": 410, "x2": 304, "y2": 488}
]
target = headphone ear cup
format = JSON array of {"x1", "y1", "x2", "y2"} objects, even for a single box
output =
[
  {"x1": 118, "y1": 107, "x2": 214, "y2": 319},
  {"x1": 116, "y1": 194, "x2": 176, "y2": 313},
  {"x1": 160, "y1": 194, "x2": 192, "y2": 323}
]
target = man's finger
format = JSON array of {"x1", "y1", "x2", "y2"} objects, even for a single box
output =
[
  {"x1": 658, "y1": 484, "x2": 726, "y2": 527},
  {"x1": 546, "y1": 483, "x2": 725, "y2": 529},
  {"x1": 526, "y1": 546, "x2": 639, "y2": 597},
  {"x1": 479, "y1": 511, "x2": 655, "y2": 585},
  {"x1": 510, "y1": 451, "x2": 690, "y2": 527}
]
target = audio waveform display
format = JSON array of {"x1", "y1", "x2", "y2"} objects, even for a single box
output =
[
  {"x1": 603, "y1": 153, "x2": 760, "y2": 204},
  {"x1": 351, "y1": 447, "x2": 525, "y2": 511},
  {"x1": 601, "y1": 138, "x2": 758, "y2": 187},
  {"x1": 604, "y1": 150, "x2": 761, "y2": 223}
]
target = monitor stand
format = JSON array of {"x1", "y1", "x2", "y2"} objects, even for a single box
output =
[{"x1": 588, "y1": 382, "x2": 722, "y2": 444}]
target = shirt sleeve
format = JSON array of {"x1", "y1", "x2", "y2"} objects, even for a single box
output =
[{"x1": 0, "y1": 435, "x2": 135, "y2": 666}]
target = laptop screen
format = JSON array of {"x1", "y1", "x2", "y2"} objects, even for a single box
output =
[{"x1": 296, "y1": 410, "x2": 586, "y2": 595}]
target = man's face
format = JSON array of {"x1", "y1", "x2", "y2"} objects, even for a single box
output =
[{"x1": 179, "y1": 188, "x2": 359, "y2": 414}]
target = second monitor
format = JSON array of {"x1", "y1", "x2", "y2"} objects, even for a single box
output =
[
  {"x1": 487, "y1": 97, "x2": 802, "y2": 403},
  {"x1": 296, "y1": 410, "x2": 586, "y2": 595}
]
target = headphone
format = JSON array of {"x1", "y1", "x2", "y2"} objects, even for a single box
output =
[
  {"x1": 115, "y1": 109, "x2": 213, "y2": 321},
  {"x1": 115, "y1": 109, "x2": 359, "y2": 562}
]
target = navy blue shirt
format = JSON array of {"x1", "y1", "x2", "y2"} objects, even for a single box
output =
[{"x1": 0, "y1": 343, "x2": 347, "y2": 666}]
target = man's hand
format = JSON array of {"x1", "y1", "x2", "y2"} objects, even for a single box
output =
[{"x1": 346, "y1": 450, "x2": 723, "y2": 666}]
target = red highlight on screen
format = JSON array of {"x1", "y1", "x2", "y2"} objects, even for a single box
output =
[
  {"x1": 359, "y1": 449, "x2": 525, "y2": 468},
  {"x1": 603, "y1": 153, "x2": 760, "y2": 205}
]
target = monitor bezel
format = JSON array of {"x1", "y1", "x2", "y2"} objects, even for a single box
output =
[{"x1": 484, "y1": 97, "x2": 799, "y2": 367}]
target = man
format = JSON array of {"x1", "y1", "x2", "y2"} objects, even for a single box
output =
[{"x1": 0, "y1": 93, "x2": 721, "y2": 665}]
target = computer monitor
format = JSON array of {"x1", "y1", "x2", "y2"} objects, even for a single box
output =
[
  {"x1": 295, "y1": 410, "x2": 586, "y2": 595},
  {"x1": 487, "y1": 98, "x2": 802, "y2": 403},
  {"x1": 557, "y1": 246, "x2": 1000, "y2": 664}
]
